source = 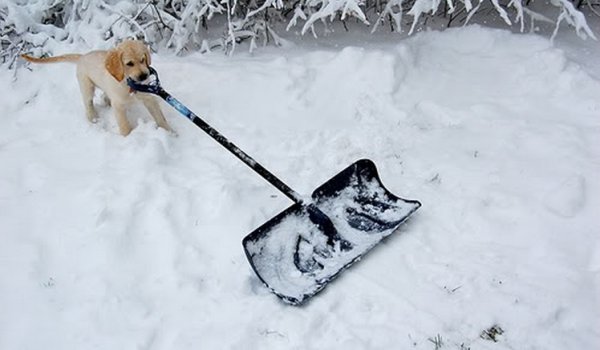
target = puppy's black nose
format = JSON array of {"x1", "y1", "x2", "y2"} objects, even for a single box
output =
[{"x1": 138, "y1": 73, "x2": 148, "y2": 81}]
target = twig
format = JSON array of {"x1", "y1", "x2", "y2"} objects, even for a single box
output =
[
  {"x1": 99, "y1": 0, "x2": 149, "y2": 40},
  {"x1": 428, "y1": 334, "x2": 444, "y2": 350},
  {"x1": 151, "y1": 3, "x2": 175, "y2": 30},
  {"x1": 588, "y1": 0, "x2": 600, "y2": 16}
]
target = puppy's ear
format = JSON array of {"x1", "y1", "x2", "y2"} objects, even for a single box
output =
[
  {"x1": 144, "y1": 46, "x2": 152, "y2": 66},
  {"x1": 105, "y1": 50, "x2": 124, "y2": 82}
]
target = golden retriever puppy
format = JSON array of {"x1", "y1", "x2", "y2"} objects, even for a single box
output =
[{"x1": 22, "y1": 40, "x2": 172, "y2": 136}]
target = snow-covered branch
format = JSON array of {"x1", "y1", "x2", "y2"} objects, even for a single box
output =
[{"x1": 1, "y1": 0, "x2": 596, "y2": 65}]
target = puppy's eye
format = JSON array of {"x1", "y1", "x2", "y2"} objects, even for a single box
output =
[{"x1": 126, "y1": 61, "x2": 134, "y2": 67}]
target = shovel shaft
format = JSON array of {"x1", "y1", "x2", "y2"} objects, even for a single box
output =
[{"x1": 156, "y1": 89, "x2": 304, "y2": 204}]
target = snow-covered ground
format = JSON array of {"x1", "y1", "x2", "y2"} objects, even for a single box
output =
[{"x1": 1, "y1": 25, "x2": 599, "y2": 349}]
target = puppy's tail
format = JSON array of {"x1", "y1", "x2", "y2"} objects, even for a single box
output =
[{"x1": 21, "y1": 53, "x2": 82, "y2": 64}]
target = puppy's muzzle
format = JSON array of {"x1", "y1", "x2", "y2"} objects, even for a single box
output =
[{"x1": 137, "y1": 72, "x2": 149, "y2": 82}]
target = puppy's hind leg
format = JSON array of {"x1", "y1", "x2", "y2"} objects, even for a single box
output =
[
  {"x1": 76, "y1": 72, "x2": 99, "y2": 123},
  {"x1": 100, "y1": 91, "x2": 111, "y2": 107}
]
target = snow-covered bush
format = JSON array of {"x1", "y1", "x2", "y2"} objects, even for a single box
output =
[{"x1": 1, "y1": 0, "x2": 597, "y2": 65}]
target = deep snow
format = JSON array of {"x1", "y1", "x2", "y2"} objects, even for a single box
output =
[{"x1": 1, "y1": 26, "x2": 599, "y2": 349}]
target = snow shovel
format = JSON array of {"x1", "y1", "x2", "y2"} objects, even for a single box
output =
[{"x1": 128, "y1": 68, "x2": 421, "y2": 305}]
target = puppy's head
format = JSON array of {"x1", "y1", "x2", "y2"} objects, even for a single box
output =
[{"x1": 105, "y1": 40, "x2": 151, "y2": 82}]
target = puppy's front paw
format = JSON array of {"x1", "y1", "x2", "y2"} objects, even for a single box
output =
[
  {"x1": 86, "y1": 110, "x2": 99, "y2": 123},
  {"x1": 157, "y1": 123, "x2": 176, "y2": 136},
  {"x1": 118, "y1": 124, "x2": 133, "y2": 136}
]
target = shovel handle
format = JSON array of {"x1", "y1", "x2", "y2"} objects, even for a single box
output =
[{"x1": 128, "y1": 68, "x2": 304, "y2": 204}]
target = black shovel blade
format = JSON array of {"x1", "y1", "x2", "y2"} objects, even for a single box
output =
[{"x1": 242, "y1": 159, "x2": 421, "y2": 305}]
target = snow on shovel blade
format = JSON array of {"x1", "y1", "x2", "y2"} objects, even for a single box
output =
[{"x1": 242, "y1": 159, "x2": 421, "y2": 305}]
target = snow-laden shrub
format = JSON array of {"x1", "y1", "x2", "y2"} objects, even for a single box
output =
[{"x1": 1, "y1": 0, "x2": 597, "y2": 66}]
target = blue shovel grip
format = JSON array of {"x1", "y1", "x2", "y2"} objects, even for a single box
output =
[{"x1": 127, "y1": 67, "x2": 195, "y2": 121}]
